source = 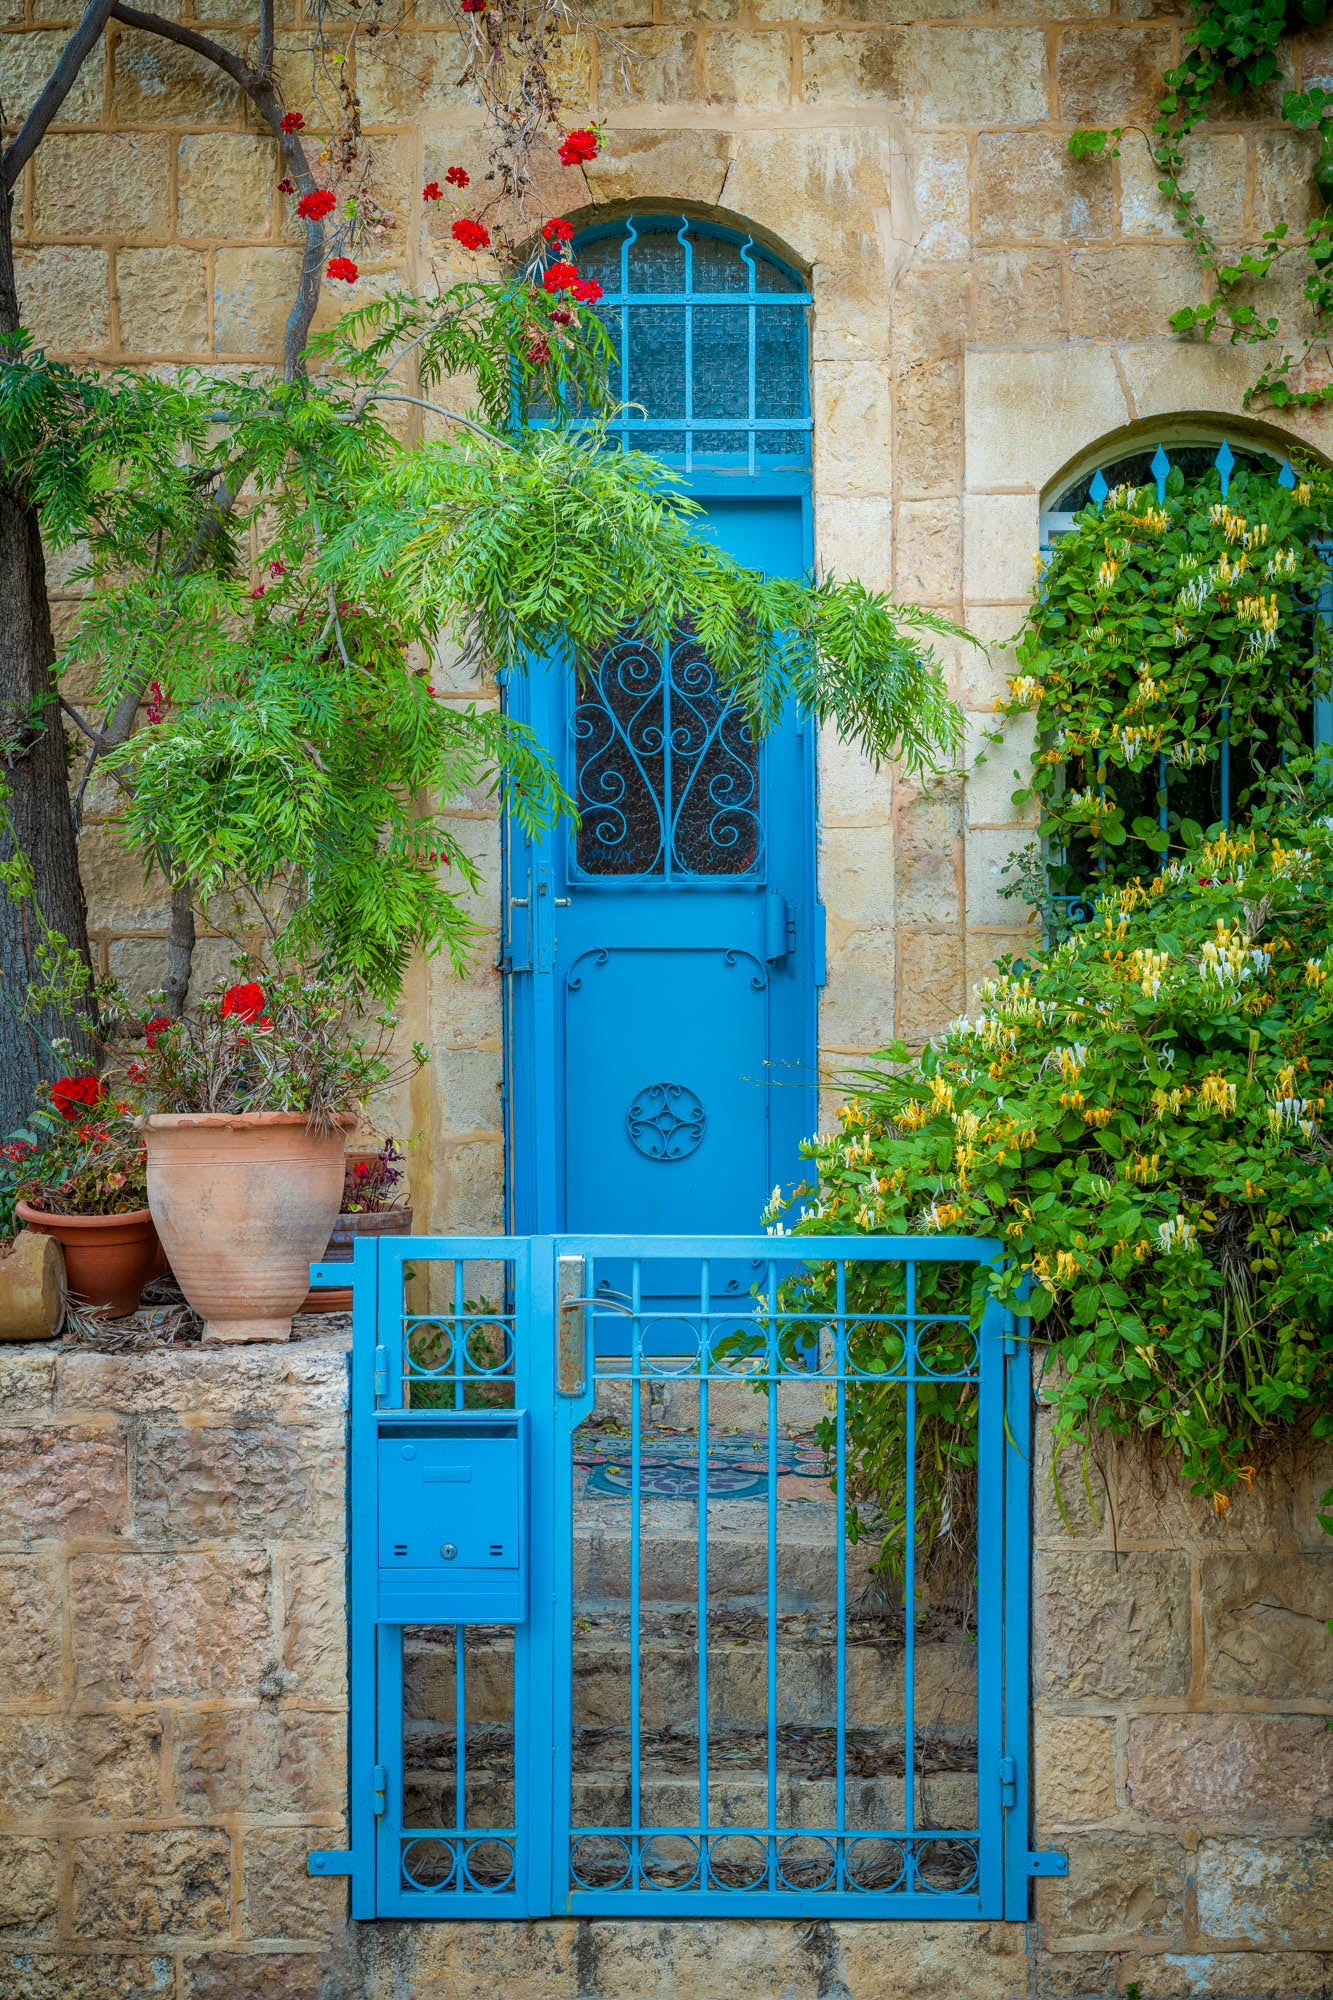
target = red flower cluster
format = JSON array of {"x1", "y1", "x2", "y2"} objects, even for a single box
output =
[
  {"x1": 145, "y1": 679, "x2": 166, "y2": 725},
  {"x1": 277, "y1": 177, "x2": 295, "y2": 195},
  {"x1": 52, "y1": 1074, "x2": 104, "y2": 1123},
  {"x1": 452, "y1": 217, "x2": 490, "y2": 251},
  {"x1": 297, "y1": 187, "x2": 337, "y2": 221},
  {"x1": 550, "y1": 307, "x2": 573, "y2": 326},
  {"x1": 542, "y1": 259, "x2": 579, "y2": 294},
  {"x1": 445, "y1": 165, "x2": 470, "y2": 188},
  {"x1": 326, "y1": 256, "x2": 359, "y2": 283},
  {"x1": 558, "y1": 127, "x2": 599, "y2": 167},
  {"x1": 280, "y1": 111, "x2": 305, "y2": 133},
  {"x1": 1, "y1": 1140, "x2": 35, "y2": 1164},
  {"x1": 423, "y1": 181, "x2": 443, "y2": 202},
  {"x1": 541, "y1": 217, "x2": 573, "y2": 243},
  {"x1": 525, "y1": 337, "x2": 552, "y2": 365},
  {"x1": 574, "y1": 277, "x2": 603, "y2": 303},
  {"x1": 144, "y1": 1015, "x2": 172, "y2": 1049},
  {"x1": 221, "y1": 982, "x2": 266, "y2": 1023},
  {"x1": 269, "y1": 559, "x2": 286, "y2": 577},
  {"x1": 461, "y1": 0, "x2": 486, "y2": 12}
]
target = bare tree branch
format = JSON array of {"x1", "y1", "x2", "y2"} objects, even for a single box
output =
[
  {"x1": 362, "y1": 390, "x2": 505, "y2": 443},
  {"x1": 1, "y1": 0, "x2": 119, "y2": 191},
  {"x1": 257, "y1": 0, "x2": 275, "y2": 77},
  {"x1": 162, "y1": 880, "x2": 195, "y2": 1016}
]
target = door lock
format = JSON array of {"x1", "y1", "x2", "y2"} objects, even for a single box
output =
[{"x1": 440, "y1": 1542, "x2": 458, "y2": 1561}]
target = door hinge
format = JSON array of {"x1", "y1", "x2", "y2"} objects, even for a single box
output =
[
  {"x1": 371, "y1": 1763, "x2": 388, "y2": 1816},
  {"x1": 373, "y1": 1345, "x2": 388, "y2": 1401},
  {"x1": 813, "y1": 901, "x2": 827, "y2": 988},
  {"x1": 999, "y1": 1755, "x2": 1017, "y2": 1809}
]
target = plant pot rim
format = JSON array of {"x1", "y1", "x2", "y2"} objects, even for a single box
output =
[
  {"x1": 15, "y1": 1200, "x2": 154, "y2": 1230},
  {"x1": 140, "y1": 1110, "x2": 358, "y2": 1132}
]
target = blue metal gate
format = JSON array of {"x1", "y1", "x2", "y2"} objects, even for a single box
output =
[{"x1": 310, "y1": 1232, "x2": 1055, "y2": 1919}]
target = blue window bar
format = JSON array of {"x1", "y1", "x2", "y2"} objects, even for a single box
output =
[{"x1": 1037, "y1": 435, "x2": 1333, "y2": 926}]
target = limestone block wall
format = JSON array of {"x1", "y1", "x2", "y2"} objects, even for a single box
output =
[
  {"x1": 0, "y1": 1334, "x2": 1328, "y2": 1997},
  {"x1": 8, "y1": 0, "x2": 1333, "y2": 1214}
]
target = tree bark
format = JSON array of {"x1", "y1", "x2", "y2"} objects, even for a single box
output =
[{"x1": 0, "y1": 188, "x2": 97, "y2": 1137}]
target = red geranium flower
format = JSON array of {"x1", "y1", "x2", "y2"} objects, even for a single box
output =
[
  {"x1": 52, "y1": 1074, "x2": 104, "y2": 1123},
  {"x1": 297, "y1": 187, "x2": 337, "y2": 221},
  {"x1": 221, "y1": 982, "x2": 266, "y2": 1023},
  {"x1": 558, "y1": 127, "x2": 599, "y2": 167},
  {"x1": 423, "y1": 181, "x2": 443, "y2": 202},
  {"x1": 452, "y1": 217, "x2": 490, "y2": 251},
  {"x1": 573, "y1": 277, "x2": 603, "y2": 303},
  {"x1": 326, "y1": 256, "x2": 359, "y2": 283},
  {"x1": 445, "y1": 165, "x2": 470, "y2": 188},
  {"x1": 144, "y1": 1015, "x2": 172, "y2": 1050},
  {"x1": 541, "y1": 217, "x2": 573, "y2": 243},
  {"x1": 280, "y1": 111, "x2": 305, "y2": 133},
  {"x1": 542, "y1": 259, "x2": 579, "y2": 294}
]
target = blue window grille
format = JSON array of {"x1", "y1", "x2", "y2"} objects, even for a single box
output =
[
  {"x1": 570, "y1": 215, "x2": 813, "y2": 475},
  {"x1": 1036, "y1": 434, "x2": 1333, "y2": 924}
]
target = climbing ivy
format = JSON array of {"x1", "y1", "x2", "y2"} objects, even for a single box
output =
[{"x1": 1071, "y1": 0, "x2": 1333, "y2": 408}]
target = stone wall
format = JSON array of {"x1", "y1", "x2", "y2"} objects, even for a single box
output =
[
  {"x1": 0, "y1": 1333, "x2": 1328, "y2": 1998},
  {"x1": 9, "y1": 0, "x2": 1333, "y2": 1222}
]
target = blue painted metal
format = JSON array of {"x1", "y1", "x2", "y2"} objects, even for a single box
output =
[
  {"x1": 505, "y1": 215, "x2": 819, "y2": 1311},
  {"x1": 315, "y1": 1231, "x2": 1041, "y2": 1921}
]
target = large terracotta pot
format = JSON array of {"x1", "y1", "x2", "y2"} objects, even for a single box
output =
[
  {"x1": 14, "y1": 1202, "x2": 159, "y2": 1319},
  {"x1": 303, "y1": 1205, "x2": 414, "y2": 1313},
  {"x1": 142, "y1": 1111, "x2": 355, "y2": 1342}
]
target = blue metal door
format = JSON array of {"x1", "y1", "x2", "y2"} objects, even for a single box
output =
[{"x1": 311, "y1": 1230, "x2": 1058, "y2": 1920}]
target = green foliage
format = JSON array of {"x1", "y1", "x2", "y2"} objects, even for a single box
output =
[
  {"x1": 1004, "y1": 463, "x2": 1333, "y2": 895},
  {"x1": 782, "y1": 795, "x2": 1333, "y2": 1561}
]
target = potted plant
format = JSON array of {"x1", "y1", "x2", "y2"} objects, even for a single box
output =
[
  {"x1": 8, "y1": 1078, "x2": 160, "y2": 1319},
  {"x1": 303, "y1": 1138, "x2": 414, "y2": 1313},
  {"x1": 132, "y1": 974, "x2": 424, "y2": 1343}
]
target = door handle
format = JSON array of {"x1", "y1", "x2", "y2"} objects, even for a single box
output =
[{"x1": 764, "y1": 891, "x2": 794, "y2": 962}]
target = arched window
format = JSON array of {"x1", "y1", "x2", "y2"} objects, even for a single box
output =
[
  {"x1": 1040, "y1": 430, "x2": 1298, "y2": 547},
  {"x1": 571, "y1": 215, "x2": 812, "y2": 475}
]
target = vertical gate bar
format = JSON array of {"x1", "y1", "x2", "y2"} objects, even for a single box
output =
[
  {"x1": 348, "y1": 1234, "x2": 381, "y2": 1917},
  {"x1": 1001, "y1": 1299, "x2": 1033, "y2": 1920},
  {"x1": 766, "y1": 1255, "x2": 779, "y2": 1883},
  {"x1": 903, "y1": 1258, "x2": 917, "y2": 1862},
  {"x1": 630, "y1": 1256, "x2": 643, "y2": 1845},
  {"x1": 453, "y1": 1259, "x2": 465, "y2": 1412},
  {"x1": 455, "y1": 1624, "x2": 467, "y2": 1835},
  {"x1": 697, "y1": 1257, "x2": 711, "y2": 1867},
  {"x1": 531, "y1": 1235, "x2": 564, "y2": 1920},
  {"x1": 376, "y1": 1622, "x2": 404, "y2": 1912},
  {"x1": 834, "y1": 1258, "x2": 848, "y2": 1887},
  {"x1": 1221, "y1": 696, "x2": 1232, "y2": 825},
  {"x1": 976, "y1": 1281, "x2": 1007, "y2": 1917}
]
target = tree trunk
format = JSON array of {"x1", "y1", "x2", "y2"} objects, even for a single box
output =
[{"x1": 0, "y1": 186, "x2": 96, "y2": 1138}]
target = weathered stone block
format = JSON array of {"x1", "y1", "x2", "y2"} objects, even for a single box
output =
[
  {"x1": 0, "y1": 1557, "x2": 62, "y2": 1699},
  {"x1": 582, "y1": 130, "x2": 730, "y2": 209},
  {"x1": 1068, "y1": 244, "x2": 1201, "y2": 341},
  {"x1": 969, "y1": 243, "x2": 1066, "y2": 345},
  {"x1": 820, "y1": 924, "x2": 895, "y2": 1051},
  {"x1": 110, "y1": 24, "x2": 244, "y2": 123},
  {"x1": 281, "y1": 1550, "x2": 346, "y2": 1702},
  {"x1": 0, "y1": 1424, "x2": 126, "y2": 1541},
  {"x1": 1195, "y1": 1837, "x2": 1333, "y2": 1948},
  {"x1": 72, "y1": 1552, "x2": 272, "y2": 1699},
  {"x1": 597, "y1": 27, "x2": 698, "y2": 106},
  {"x1": 1128, "y1": 1713, "x2": 1333, "y2": 1825},
  {"x1": 820, "y1": 825, "x2": 897, "y2": 930},
  {"x1": 174, "y1": 1705, "x2": 344, "y2": 1818},
  {"x1": 0, "y1": 1953, "x2": 174, "y2": 1998},
  {"x1": 706, "y1": 29, "x2": 793, "y2": 105},
  {"x1": 183, "y1": 1951, "x2": 356, "y2": 2000},
  {"x1": 801, "y1": 30, "x2": 904, "y2": 105},
  {"x1": 76, "y1": 822, "x2": 172, "y2": 929},
  {"x1": 894, "y1": 782, "x2": 962, "y2": 927},
  {"x1": 132, "y1": 1420, "x2": 343, "y2": 1543},
  {"x1": 1055, "y1": 25, "x2": 1175, "y2": 123},
  {"x1": 906, "y1": 137, "x2": 970, "y2": 261},
  {"x1": 32, "y1": 134, "x2": 172, "y2": 239},
  {"x1": 976, "y1": 133, "x2": 1111, "y2": 244},
  {"x1": 73, "y1": 1829, "x2": 231, "y2": 1940},
  {"x1": 241, "y1": 1827, "x2": 348, "y2": 1939},
  {"x1": 836, "y1": 1919, "x2": 1028, "y2": 1998},
  {"x1": 1034, "y1": 1713, "x2": 1117, "y2": 1829},
  {"x1": 966, "y1": 824, "x2": 1032, "y2": 929},
  {"x1": 893, "y1": 498, "x2": 960, "y2": 604},
  {"x1": 813, "y1": 360, "x2": 894, "y2": 495},
  {"x1": 1201, "y1": 1552, "x2": 1333, "y2": 1700},
  {"x1": 0, "y1": 1836, "x2": 61, "y2": 1936},
  {"x1": 0, "y1": 1713, "x2": 163, "y2": 1822},
  {"x1": 896, "y1": 928, "x2": 964, "y2": 1043},
  {"x1": 58, "y1": 1339, "x2": 348, "y2": 1421},
  {"x1": 106, "y1": 938, "x2": 171, "y2": 1005},
  {"x1": 116, "y1": 248, "x2": 209, "y2": 353},
  {"x1": 0, "y1": 1348, "x2": 56, "y2": 1418},
  {"x1": 1, "y1": 29, "x2": 104, "y2": 121},
  {"x1": 896, "y1": 359, "x2": 960, "y2": 501},
  {"x1": 1037, "y1": 1833, "x2": 1186, "y2": 1943},
  {"x1": 177, "y1": 133, "x2": 277, "y2": 241},
  {"x1": 906, "y1": 26, "x2": 1050, "y2": 125},
  {"x1": 816, "y1": 496, "x2": 894, "y2": 597},
  {"x1": 1131, "y1": 1951, "x2": 1333, "y2": 1997},
  {"x1": 1035, "y1": 1550, "x2": 1191, "y2": 1701},
  {"x1": 963, "y1": 493, "x2": 1041, "y2": 604},
  {"x1": 14, "y1": 246, "x2": 109, "y2": 351},
  {"x1": 213, "y1": 247, "x2": 304, "y2": 357},
  {"x1": 1120, "y1": 132, "x2": 1247, "y2": 239},
  {"x1": 1252, "y1": 130, "x2": 1322, "y2": 238},
  {"x1": 963, "y1": 349, "x2": 1128, "y2": 494}
]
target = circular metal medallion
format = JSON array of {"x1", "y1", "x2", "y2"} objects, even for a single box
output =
[{"x1": 626, "y1": 1082, "x2": 707, "y2": 1162}]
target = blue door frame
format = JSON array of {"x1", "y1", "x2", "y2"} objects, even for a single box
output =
[
  {"x1": 309, "y1": 1232, "x2": 1062, "y2": 1920},
  {"x1": 501, "y1": 474, "x2": 822, "y2": 1251}
]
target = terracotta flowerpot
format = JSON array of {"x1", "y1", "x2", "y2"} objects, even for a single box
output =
[
  {"x1": 303, "y1": 1205, "x2": 414, "y2": 1313},
  {"x1": 14, "y1": 1202, "x2": 159, "y2": 1320},
  {"x1": 142, "y1": 1111, "x2": 355, "y2": 1343},
  {"x1": 0, "y1": 1228, "x2": 66, "y2": 1340}
]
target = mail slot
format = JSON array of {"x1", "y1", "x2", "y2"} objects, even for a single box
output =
[{"x1": 376, "y1": 1414, "x2": 527, "y2": 1624}]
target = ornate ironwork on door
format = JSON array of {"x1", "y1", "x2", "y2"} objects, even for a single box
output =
[
  {"x1": 573, "y1": 626, "x2": 762, "y2": 880},
  {"x1": 310, "y1": 1231, "x2": 1057, "y2": 1921}
]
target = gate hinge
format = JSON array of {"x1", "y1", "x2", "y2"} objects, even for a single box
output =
[
  {"x1": 308, "y1": 1849, "x2": 357, "y2": 1877},
  {"x1": 371, "y1": 1763, "x2": 388, "y2": 1816},
  {"x1": 999, "y1": 1755, "x2": 1017, "y2": 1809},
  {"x1": 1025, "y1": 1850, "x2": 1069, "y2": 1877},
  {"x1": 373, "y1": 1345, "x2": 388, "y2": 1401}
]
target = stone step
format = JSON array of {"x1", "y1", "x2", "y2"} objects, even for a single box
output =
[
  {"x1": 582, "y1": 1376, "x2": 830, "y2": 1438},
  {"x1": 571, "y1": 1503, "x2": 881, "y2": 1605}
]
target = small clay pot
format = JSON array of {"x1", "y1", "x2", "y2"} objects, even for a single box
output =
[
  {"x1": 302, "y1": 1205, "x2": 414, "y2": 1313},
  {"x1": 143, "y1": 1110, "x2": 355, "y2": 1343},
  {"x1": 14, "y1": 1202, "x2": 160, "y2": 1320}
]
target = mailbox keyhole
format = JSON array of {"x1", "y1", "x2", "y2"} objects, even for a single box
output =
[{"x1": 441, "y1": 1542, "x2": 458, "y2": 1561}]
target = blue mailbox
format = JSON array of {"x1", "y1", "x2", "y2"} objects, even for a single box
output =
[{"x1": 376, "y1": 1414, "x2": 527, "y2": 1623}]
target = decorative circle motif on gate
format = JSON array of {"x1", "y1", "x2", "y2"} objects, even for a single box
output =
[{"x1": 625, "y1": 1081, "x2": 707, "y2": 1160}]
